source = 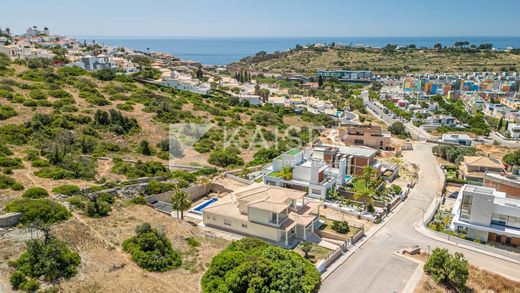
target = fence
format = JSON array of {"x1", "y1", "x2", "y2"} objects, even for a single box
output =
[{"x1": 316, "y1": 226, "x2": 365, "y2": 273}]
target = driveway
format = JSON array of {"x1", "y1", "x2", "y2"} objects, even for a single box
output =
[{"x1": 320, "y1": 143, "x2": 520, "y2": 293}]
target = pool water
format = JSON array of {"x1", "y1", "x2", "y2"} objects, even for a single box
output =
[
  {"x1": 192, "y1": 198, "x2": 218, "y2": 213},
  {"x1": 344, "y1": 175, "x2": 353, "y2": 183}
]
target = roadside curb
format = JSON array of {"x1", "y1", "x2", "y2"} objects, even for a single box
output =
[
  {"x1": 394, "y1": 251, "x2": 425, "y2": 293},
  {"x1": 414, "y1": 224, "x2": 520, "y2": 265}
]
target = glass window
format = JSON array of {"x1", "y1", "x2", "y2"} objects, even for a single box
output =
[
  {"x1": 241, "y1": 223, "x2": 247, "y2": 228},
  {"x1": 224, "y1": 219, "x2": 231, "y2": 226},
  {"x1": 459, "y1": 194, "x2": 472, "y2": 222}
]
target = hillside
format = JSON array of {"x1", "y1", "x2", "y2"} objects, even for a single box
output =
[
  {"x1": 0, "y1": 53, "x2": 339, "y2": 291},
  {"x1": 236, "y1": 45, "x2": 520, "y2": 76}
]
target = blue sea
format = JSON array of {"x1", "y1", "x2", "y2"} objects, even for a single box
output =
[{"x1": 81, "y1": 36, "x2": 520, "y2": 65}]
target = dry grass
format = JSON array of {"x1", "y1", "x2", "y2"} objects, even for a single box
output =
[
  {"x1": 248, "y1": 47, "x2": 520, "y2": 76},
  {"x1": 0, "y1": 204, "x2": 229, "y2": 293},
  {"x1": 412, "y1": 253, "x2": 520, "y2": 293}
]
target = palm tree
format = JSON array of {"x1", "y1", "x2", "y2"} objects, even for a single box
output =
[
  {"x1": 352, "y1": 180, "x2": 375, "y2": 211},
  {"x1": 171, "y1": 190, "x2": 192, "y2": 220}
]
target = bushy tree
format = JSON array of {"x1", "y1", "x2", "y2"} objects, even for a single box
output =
[
  {"x1": 331, "y1": 220, "x2": 350, "y2": 234},
  {"x1": 138, "y1": 140, "x2": 153, "y2": 156},
  {"x1": 9, "y1": 236, "x2": 80, "y2": 289},
  {"x1": 424, "y1": 248, "x2": 468, "y2": 291},
  {"x1": 202, "y1": 238, "x2": 320, "y2": 293},
  {"x1": 85, "y1": 193, "x2": 114, "y2": 217},
  {"x1": 122, "y1": 223, "x2": 182, "y2": 272},
  {"x1": 4, "y1": 198, "x2": 71, "y2": 225},
  {"x1": 388, "y1": 121, "x2": 407, "y2": 136},
  {"x1": 503, "y1": 149, "x2": 520, "y2": 166},
  {"x1": 208, "y1": 148, "x2": 244, "y2": 167}
]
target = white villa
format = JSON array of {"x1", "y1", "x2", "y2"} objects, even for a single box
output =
[
  {"x1": 451, "y1": 184, "x2": 520, "y2": 246},
  {"x1": 202, "y1": 183, "x2": 321, "y2": 247}
]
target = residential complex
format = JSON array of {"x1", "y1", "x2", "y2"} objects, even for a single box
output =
[
  {"x1": 262, "y1": 145, "x2": 379, "y2": 199},
  {"x1": 316, "y1": 70, "x2": 373, "y2": 81},
  {"x1": 451, "y1": 184, "x2": 520, "y2": 246},
  {"x1": 202, "y1": 183, "x2": 321, "y2": 246}
]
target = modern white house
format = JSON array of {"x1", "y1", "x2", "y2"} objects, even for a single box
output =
[
  {"x1": 70, "y1": 54, "x2": 117, "y2": 71},
  {"x1": 262, "y1": 149, "x2": 341, "y2": 200},
  {"x1": 507, "y1": 123, "x2": 520, "y2": 139},
  {"x1": 440, "y1": 133, "x2": 473, "y2": 146},
  {"x1": 202, "y1": 183, "x2": 321, "y2": 247},
  {"x1": 451, "y1": 184, "x2": 520, "y2": 246},
  {"x1": 160, "y1": 70, "x2": 210, "y2": 94}
]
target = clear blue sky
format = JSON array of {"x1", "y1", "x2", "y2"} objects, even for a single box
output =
[{"x1": 3, "y1": 0, "x2": 519, "y2": 37}]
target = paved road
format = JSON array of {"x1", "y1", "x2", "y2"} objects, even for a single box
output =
[
  {"x1": 320, "y1": 143, "x2": 520, "y2": 293},
  {"x1": 489, "y1": 131, "x2": 520, "y2": 148},
  {"x1": 362, "y1": 97, "x2": 431, "y2": 141}
]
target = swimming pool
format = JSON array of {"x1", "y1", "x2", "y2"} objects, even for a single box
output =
[
  {"x1": 344, "y1": 175, "x2": 353, "y2": 183},
  {"x1": 192, "y1": 198, "x2": 218, "y2": 214}
]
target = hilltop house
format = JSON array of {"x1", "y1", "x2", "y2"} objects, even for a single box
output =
[{"x1": 202, "y1": 183, "x2": 321, "y2": 247}]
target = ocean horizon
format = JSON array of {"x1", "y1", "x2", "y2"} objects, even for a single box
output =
[{"x1": 79, "y1": 36, "x2": 520, "y2": 65}]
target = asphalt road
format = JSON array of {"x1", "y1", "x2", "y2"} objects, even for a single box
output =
[
  {"x1": 362, "y1": 98, "x2": 431, "y2": 141},
  {"x1": 320, "y1": 143, "x2": 520, "y2": 293}
]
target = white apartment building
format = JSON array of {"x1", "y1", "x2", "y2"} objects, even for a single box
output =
[{"x1": 451, "y1": 184, "x2": 520, "y2": 246}]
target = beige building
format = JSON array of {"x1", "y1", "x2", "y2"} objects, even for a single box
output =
[
  {"x1": 340, "y1": 125, "x2": 392, "y2": 150},
  {"x1": 459, "y1": 156, "x2": 504, "y2": 185},
  {"x1": 202, "y1": 183, "x2": 321, "y2": 246}
]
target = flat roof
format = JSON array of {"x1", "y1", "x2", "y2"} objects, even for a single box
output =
[{"x1": 319, "y1": 144, "x2": 377, "y2": 157}]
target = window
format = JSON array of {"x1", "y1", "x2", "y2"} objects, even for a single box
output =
[
  {"x1": 312, "y1": 189, "x2": 321, "y2": 195},
  {"x1": 491, "y1": 213, "x2": 507, "y2": 226},
  {"x1": 224, "y1": 219, "x2": 231, "y2": 226},
  {"x1": 206, "y1": 215, "x2": 210, "y2": 219},
  {"x1": 270, "y1": 213, "x2": 277, "y2": 224},
  {"x1": 459, "y1": 194, "x2": 472, "y2": 221},
  {"x1": 241, "y1": 224, "x2": 248, "y2": 229}
]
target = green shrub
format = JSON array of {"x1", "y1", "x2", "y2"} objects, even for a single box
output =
[
  {"x1": 20, "y1": 278, "x2": 40, "y2": 292},
  {"x1": 34, "y1": 167, "x2": 76, "y2": 180},
  {"x1": 131, "y1": 196, "x2": 147, "y2": 205},
  {"x1": 10, "y1": 236, "x2": 80, "y2": 288},
  {"x1": 208, "y1": 148, "x2": 244, "y2": 167},
  {"x1": 52, "y1": 184, "x2": 80, "y2": 196},
  {"x1": 186, "y1": 237, "x2": 201, "y2": 248},
  {"x1": 0, "y1": 174, "x2": 23, "y2": 190},
  {"x1": 0, "y1": 156, "x2": 22, "y2": 168},
  {"x1": 424, "y1": 248, "x2": 468, "y2": 291},
  {"x1": 22, "y1": 187, "x2": 49, "y2": 198},
  {"x1": 331, "y1": 220, "x2": 350, "y2": 234},
  {"x1": 0, "y1": 105, "x2": 17, "y2": 120},
  {"x1": 123, "y1": 223, "x2": 182, "y2": 272},
  {"x1": 29, "y1": 89, "x2": 47, "y2": 100},
  {"x1": 0, "y1": 144, "x2": 13, "y2": 156},
  {"x1": 66, "y1": 195, "x2": 87, "y2": 209},
  {"x1": 4, "y1": 198, "x2": 71, "y2": 225},
  {"x1": 201, "y1": 238, "x2": 320, "y2": 293},
  {"x1": 31, "y1": 159, "x2": 50, "y2": 167},
  {"x1": 85, "y1": 194, "x2": 114, "y2": 218},
  {"x1": 11, "y1": 182, "x2": 24, "y2": 191},
  {"x1": 145, "y1": 180, "x2": 175, "y2": 195}
]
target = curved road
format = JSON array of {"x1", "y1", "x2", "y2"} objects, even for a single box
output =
[{"x1": 320, "y1": 143, "x2": 520, "y2": 293}]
